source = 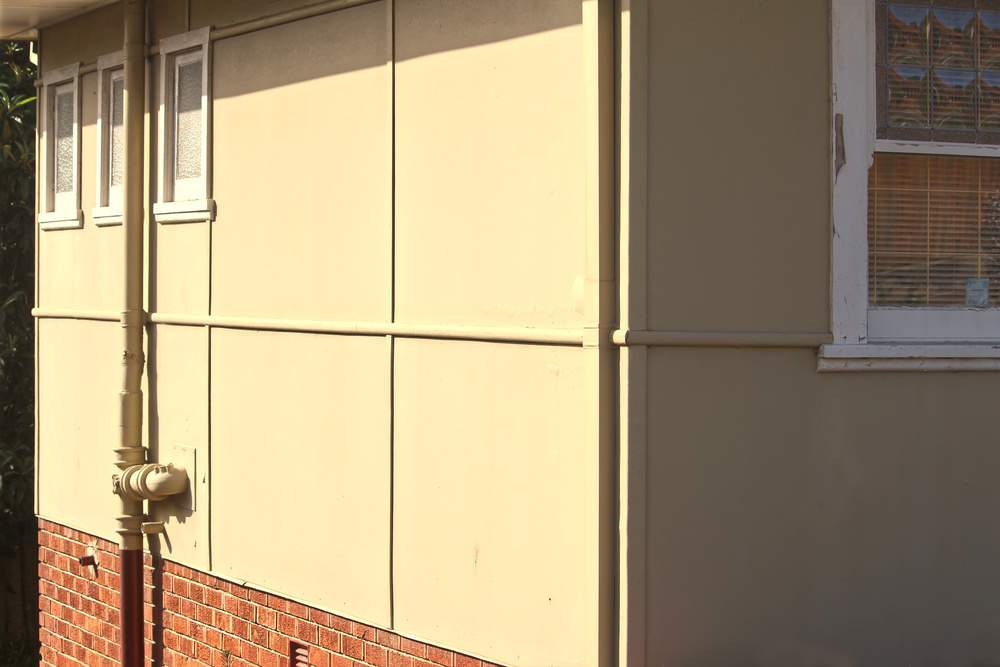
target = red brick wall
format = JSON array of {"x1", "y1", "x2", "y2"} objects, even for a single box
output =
[{"x1": 38, "y1": 520, "x2": 503, "y2": 667}]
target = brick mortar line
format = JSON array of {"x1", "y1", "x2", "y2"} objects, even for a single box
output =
[
  {"x1": 39, "y1": 578, "x2": 120, "y2": 613},
  {"x1": 39, "y1": 560, "x2": 197, "y2": 609},
  {"x1": 39, "y1": 606, "x2": 117, "y2": 641},
  {"x1": 39, "y1": 523, "x2": 494, "y2": 667},
  {"x1": 160, "y1": 622, "x2": 435, "y2": 667},
  {"x1": 39, "y1": 527, "x2": 117, "y2": 554},
  {"x1": 39, "y1": 594, "x2": 115, "y2": 625},
  {"x1": 166, "y1": 608, "x2": 348, "y2": 657},
  {"x1": 49, "y1": 593, "x2": 439, "y2": 667},
  {"x1": 159, "y1": 630, "x2": 283, "y2": 663},
  {"x1": 38, "y1": 553, "x2": 124, "y2": 589},
  {"x1": 39, "y1": 566, "x2": 118, "y2": 604},
  {"x1": 38, "y1": 614, "x2": 119, "y2": 662},
  {"x1": 39, "y1": 594, "x2": 116, "y2": 626},
  {"x1": 39, "y1": 605, "x2": 117, "y2": 640},
  {"x1": 41, "y1": 530, "x2": 378, "y2": 629},
  {"x1": 42, "y1": 561, "x2": 344, "y2": 642},
  {"x1": 48, "y1": 593, "x2": 460, "y2": 667},
  {"x1": 45, "y1": 584, "x2": 350, "y2": 663},
  {"x1": 46, "y1": 607, "x2": 457, "y2": 667}
]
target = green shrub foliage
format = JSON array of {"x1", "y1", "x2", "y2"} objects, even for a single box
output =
[
  {"x1": 0, "y1": 40, "x2": 35, "y2": 555},
  {"x1": 0, "y1": 40, "x2": 37, "y2": 659}
]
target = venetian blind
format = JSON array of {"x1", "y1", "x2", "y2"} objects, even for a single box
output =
[
  {"x1": 868, "y1": 153, "x2": 1000, "y2": 307},
  {"x1": 878, "y1": 2, "x2": 1000, "y2": 142}
]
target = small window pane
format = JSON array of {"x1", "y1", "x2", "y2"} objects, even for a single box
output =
[
  {"x1": 931, "y1": 8, "x2": 974, "y2": 69},
  {"x1": 110, "y1": 76, "x2": 125, "y2": 188},
  {"x1": 931, "y1": 68, "x2": 976, "y2": 129},
  {"x1": 175, "y1": 59, "x2": 202, "y2": 181},
  {"x1": 869, "y1": 153, "x2": 1000, "y2": 308},
  {"x1": 980, "y1": 11, "x2": 1000, "y2": 70},
  {"x1": 888, "y1": 66, "x2": 929, "y2": 127},
  {"x1": 54, "y1": 89, "x2": 74, "y2": 195},
  {"x1": 980, "y1": 72, "x2": 1000, "y2": 130},
  {"x1": 879, "y1": 4, "x2": 1000, "y2": 140},
  {"x1": 983, "y1": 162, "x2": 1000, "y2": 303},
  {"x1": 888, "y1": 5, "x2": 929, "y2": 66}
]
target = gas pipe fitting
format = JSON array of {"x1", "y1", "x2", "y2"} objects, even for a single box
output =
[{"x1": 113, "y1": 463, "x2": 188, "y2": 502}]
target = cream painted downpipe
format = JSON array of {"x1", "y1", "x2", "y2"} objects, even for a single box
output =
[
  {"x1": 112, "y1": 3, "x2": 148, "y2": 664},
  {"x1": 113, "y1": 2, "x2": 149, "y2": 664},
  {"x1": 110, "y1": 2, "x2": 185, "y2": 665},
  {"x1": 113, "y1": 0, "x2": 147, "y2": 547}
]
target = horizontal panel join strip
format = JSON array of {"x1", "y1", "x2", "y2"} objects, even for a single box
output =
[
  {"x1": 31, "y1": 311, "x2": 839, "y2": 349},
  {"x1": 31, "y1": 308, "x2": 586, "y2": 346},
  {"x1": 611, "y1": 329, "x2": 833, "y2": 348}
]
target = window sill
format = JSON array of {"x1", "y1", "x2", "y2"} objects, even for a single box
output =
[
  {"x1": 91, "y1": 207, "x2": 123, "y2": 226},
  {"x1": 153, "y1": 199, "x2": 215, "y2": 224},
  {"x1": 818, "y1": 343, "x2": 1000, "y2": 372},
  {"x1": 38, "y1": 210, "x2": 83, "y2": 231}
]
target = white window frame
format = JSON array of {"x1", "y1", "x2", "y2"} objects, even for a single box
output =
[
  {"x1": 154, "y1": 27, "x2": 215, "y2": 224},
  {"x1": 822, "y1": 0, "x2": 1000, "y2": 371},
  {"x1": 93, "y1": 51, "x2": 125, "y2": 226},
  {"x1": 38, "y1": 63, "x2": 82, "y2": 230}
]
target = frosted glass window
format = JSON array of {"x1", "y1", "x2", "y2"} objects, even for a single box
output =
[
  {"x1": 156, "y1": 30, "x2": 211, "y2": 213},
  {"x1": 877, "y1": 1, "x2": 1000, "y2": 143},
  {"x1": 54, "y1": 88, "x2": 74, "y2": 196},
  {"x1": 110, "y1": 76, "x2": 125, "y2": 189},
  {"x1": 174, "y1": 59, "x2": 202, "y2": 182},
  {"x1": 41, "y1": 71, "x2": 79, "y2": 222}
]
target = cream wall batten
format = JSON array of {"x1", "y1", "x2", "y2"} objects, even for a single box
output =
[
  {"x1": 31, "y1": 310, "x2": 845, "y2": 349},
  {"x1": 611, "y1": 329, "x2": 832, "y2": 348},
  {"x1": 31, "y1": 309, "x2": 586, "y2": 346}
]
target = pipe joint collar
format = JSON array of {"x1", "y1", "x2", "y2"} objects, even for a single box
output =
[
  {"x1": 116, "y1": 463, "x2": 188, "y2": 502},
  {"x1": 114, "y1": 446, "x2": 147, "y2": 470},
  {"x1": 119, "y1": 308, "x2": 147, "y2": 327}
]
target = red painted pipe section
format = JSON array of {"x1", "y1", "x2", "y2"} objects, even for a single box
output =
[{"x1": 120, "y1": 549, "x2": 144, "y2": 667}]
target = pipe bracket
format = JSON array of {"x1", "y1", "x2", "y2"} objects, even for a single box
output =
[{"x1": 141, "y1": 521, "x2": 165, "y2": 535}]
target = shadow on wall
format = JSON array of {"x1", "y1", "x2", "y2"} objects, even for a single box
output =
[
  {"x1": 145, "y1": 327, "x2": 194, "y2": 535},
  {"x1": 646, "y1": 348, "x2": 1000, "y2": 667},
  {"x1": 210, "y1": 0, "x2": 583, "y2": 99},
  {"x1": 106, "y1": 0, "x2": 582, "y2": 318},
  {"x1": 41, "y1": 0, "x2": 582, "y2": 100}
]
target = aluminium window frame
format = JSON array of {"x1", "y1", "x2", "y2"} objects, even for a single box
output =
[
  {"x1": 93, "y1": 50, "x2": 125, "y2": 226},
  {"x1": 38, "y1": 62, "x2": 82, "y2": 230},
  {"x1": 154, "y1": 27, "x2": 215, "y2": 224},
  {"x1": 823, "y1": 0, "x2": 1000, "y2": 371}
]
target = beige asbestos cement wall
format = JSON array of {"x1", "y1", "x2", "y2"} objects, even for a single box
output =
[
  {"x1": 35, "y1": 1, "x2": 604, "y2": 665},
  {"x1": 640, "y1": 2, "x2": 1000, "y2": 665}
]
